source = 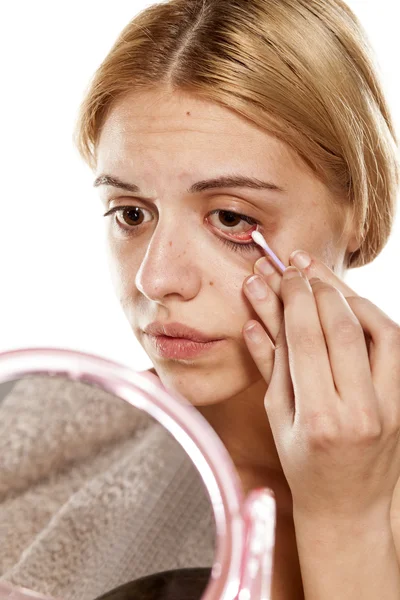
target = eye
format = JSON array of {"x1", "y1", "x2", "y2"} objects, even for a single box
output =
[
  {"x1": 103, "y1": 206, "x2": 262, "y2": 253},
  {"x1": 103, "y1": 206, "x2": 152, "y2": 231},
  {"x1": 207, "y1": 209, "x2": 262, "y2": 253}
]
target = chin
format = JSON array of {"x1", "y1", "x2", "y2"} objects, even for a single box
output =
[{"x1": 150, "y1": 354, "x2": 262, "y2": 407}]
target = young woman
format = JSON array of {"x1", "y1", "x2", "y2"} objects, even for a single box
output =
[{"x1": 72, "y1": 0, "x2": 400, "y2": 596}]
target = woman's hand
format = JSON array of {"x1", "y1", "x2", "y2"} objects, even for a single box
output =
[{"x1": 242, "y1": 249, "x2": 400, "y2": 521}]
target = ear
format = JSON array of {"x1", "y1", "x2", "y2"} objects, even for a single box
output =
[
  {"x1": 346, "y1": 233, "x2": 361, "y2": 254},
  {"x1": 337, "y1": 204, "x2": 364, "y2": 256}
]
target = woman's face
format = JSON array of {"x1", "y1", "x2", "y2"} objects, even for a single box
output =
[{"x1": 95, "y1": 88, "x2": 357, "y2": 406}]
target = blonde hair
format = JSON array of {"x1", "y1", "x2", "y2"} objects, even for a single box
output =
[{"x1": 74, "y1": 0, "x2": 400, "y2": 269}]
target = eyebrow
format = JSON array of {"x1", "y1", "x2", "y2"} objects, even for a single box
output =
[{"x1": 93, "y1": 174, "x2": 287, "y2": 195}]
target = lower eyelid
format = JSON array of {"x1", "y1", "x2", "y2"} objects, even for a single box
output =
[{"x1": 218, "y1": 236, "x2": 260, "y2": 253}]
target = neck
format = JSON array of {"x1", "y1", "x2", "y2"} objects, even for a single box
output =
[{"x1": 196, "y1": 375, "x2": 293, "y2": 517}]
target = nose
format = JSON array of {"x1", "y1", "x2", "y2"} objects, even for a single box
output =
[{"x1": 135, "y1": 222, "x2": 201, "y2": 303}]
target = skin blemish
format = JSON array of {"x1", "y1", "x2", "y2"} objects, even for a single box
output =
[
  {"x1": 186, "y1": 111, "x2": 191, "y2": 116},
  {"x1": 169, "y1": 241, "x2": 172, "y2": 246},
  {"x1": 209, "y1": 281, "x2": 214, "y2": 286}
]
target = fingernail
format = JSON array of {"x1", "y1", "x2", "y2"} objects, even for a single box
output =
[
  {"x1": 244, "y1": 323, "x2": 264, "y2": 343},
  {"x1": 290, "y1": 250, "x2": 311, "y2": 270},
  {"x1": 245, "y1": 275, "x2": 268, "y2": 299},
  {"x1": 254, "y1": 257, "x2": 275, "y2": 276},
  {"x1": 284, "y1": 266, "x2": 301, "y2": 279}
]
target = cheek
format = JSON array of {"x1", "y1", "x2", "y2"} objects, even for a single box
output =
[
  {"x1": 106, "y1": 240, "x2": 142, "y2": 296},
  {"x1": 305, "y1": 215, "x2": 341, "y2": 266},
  {"x1": 215, "y1": 272, "x2": 259, "y2": 322},
  {"x1": 275, "y1": 212, "x2": 336, "y2": 262}
]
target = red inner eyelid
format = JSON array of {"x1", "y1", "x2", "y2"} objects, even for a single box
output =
[
  {"x1": 208, "y1": 221, "x2": 258, "y2": 242},
  {"x1": 227, "y1": 226, "x2": 258, "y2": 241},
  {"x1": 207, "y1": 210, "x2": 259, "y2": 240}
]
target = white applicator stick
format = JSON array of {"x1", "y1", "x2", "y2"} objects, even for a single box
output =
[{"x1": 251, "y1": 230, "x2": 287, "y2": 275}]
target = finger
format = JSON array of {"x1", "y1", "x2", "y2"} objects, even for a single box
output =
[
  {"x1": 289, "y1": 250, "x2": 358, "y2": 299},
  {"x1": 254, "y1": 255, "x2": 283, "y2": 298},
  {"x1": 264, "y1": 316, "x2": 295, "y2": 424},
  {"x1": 345, "y1": 296, "x2": 400, "y2": 409},
  {"x1": 280, "y1": 267, "x2": 337, "y2": 414},
  {"x1": 242, "y1": 318, "x2": 276, "y2": 386},
  {"x1": 310, "y1": 279, "x2": 376, "y2": 410},
  {"x1": 288, "y1": 251, "x2": 375, "y2": 355},
  {"x1": 243, "y1": 274, "x2": 283, "y2": 344},
  {"x1": 242, "y1": 274, "x2": 283, "y2": 385}
]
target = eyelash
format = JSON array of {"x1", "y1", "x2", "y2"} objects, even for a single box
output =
[{"x1": 103, "y1": 206, "x2": 261, "y2": 253}]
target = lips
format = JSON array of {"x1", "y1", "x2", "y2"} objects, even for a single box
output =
[
  {"x1": 147, "y1": 335, "x2": 223, "y2": 360},
  {"x1": 143, "y1": 321, "x2": 221, "y2": 343}
]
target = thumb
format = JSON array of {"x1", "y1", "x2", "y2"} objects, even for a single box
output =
[{"x1": 264, "y1": 316, "x2": 295, "y2": 426}]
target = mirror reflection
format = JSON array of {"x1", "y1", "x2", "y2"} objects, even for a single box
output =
[{"x1": 0, "y1": 375, "x2": 216, "y2": 600}]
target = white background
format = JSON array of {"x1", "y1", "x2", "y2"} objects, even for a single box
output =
[{"x1": 0, "y1": 1, "x2": 399, "y2": 372}]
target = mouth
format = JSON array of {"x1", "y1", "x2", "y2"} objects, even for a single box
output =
[{"x1": 144, "y1": 334, "x2": 224, "y2": 360}]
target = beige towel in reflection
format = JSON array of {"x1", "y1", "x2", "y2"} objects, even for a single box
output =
[{"x1": 0, "y1": 374, "x2": 216, "y2": 600}]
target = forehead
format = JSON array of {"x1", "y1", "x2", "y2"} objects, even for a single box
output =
[{"x1": 96, "y1": 89, "x2": 308, "y2": 183}]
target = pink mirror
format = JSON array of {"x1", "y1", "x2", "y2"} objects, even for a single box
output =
[{"x1": 0, "y1": 348, "x2": 276, "y2": 600}]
